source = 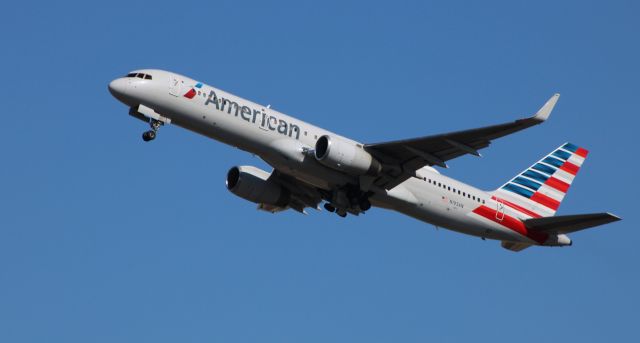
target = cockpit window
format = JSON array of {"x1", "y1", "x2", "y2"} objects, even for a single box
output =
[{"x1": 125, "y1": 72, "x2": 152, "y2": 80}]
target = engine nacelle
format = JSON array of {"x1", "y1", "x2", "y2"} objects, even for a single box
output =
[
  {"x1": 226, "y1": 166, "x2": 290, "y2": 206},
  {"x1": 314, "y1": 135, "x2": 382, "y2": 176}
]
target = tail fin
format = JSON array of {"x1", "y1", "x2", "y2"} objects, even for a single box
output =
[{"x1": 491, "y1": 143, "x2": 589, "y2": 217}]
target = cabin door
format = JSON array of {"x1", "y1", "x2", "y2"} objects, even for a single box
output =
[
  {"x1": 168, "y1": 74, "x2": 182, "y2": 96},
  {"x1": 496, "y1": 198, "x2": 505, "y2": 221}
]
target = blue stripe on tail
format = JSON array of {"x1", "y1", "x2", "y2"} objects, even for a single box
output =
[
  {"x1": 502, "y1": 183, "x2": 534, "y2": 198},
  {"x1": 532, "y1": 163, "x2": 556, "y2": 175},
  {"x1": 542, "y1": 156, "x2": 564, "y2": 168},
  {"x1": 552, "y1": 149, "x2": 571, "y2": 160},
  {"x1": 522, "y1": 169, "x2": 549, "y2": 183},
  {"x1": 563, "y1": 143, "x2": 579, "y2": 153},
  {"x1": 512, "y1": 177, "x2": 542, "y2": 191}
]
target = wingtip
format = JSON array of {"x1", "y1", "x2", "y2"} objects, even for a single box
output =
[
  {"x1": 606, "y1": 212, "x2": 622, "y2": 222},
  {"x1": 533, "y1": 93, "x2": 560, "y2": 122}
]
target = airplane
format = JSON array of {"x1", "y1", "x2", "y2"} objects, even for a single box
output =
[{"x1": 108, "y1": 69, "x2": 620, "y2": 252}]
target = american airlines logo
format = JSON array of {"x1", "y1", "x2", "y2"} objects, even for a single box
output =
[
  {"x1": 204, "y1": 90, "x2": 301, "y2": 140},
  {"x1": 183, "y1": 82, "x2": 203, "y2": 99}
]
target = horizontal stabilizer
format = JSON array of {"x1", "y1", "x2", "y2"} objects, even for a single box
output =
[{"x1": 523, "y1": 212, "x2": 621, "y2": 234}]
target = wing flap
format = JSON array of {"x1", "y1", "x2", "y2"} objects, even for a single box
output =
[
  {"x1": 501, "y1": 241, "x2": 532, "y2": 252},
  {"x1": 261, "y1": 170, "x2": 323, "y2": 214},
  {"x1": 523, "y1": 212, "x2": 621, "y2": 234}
]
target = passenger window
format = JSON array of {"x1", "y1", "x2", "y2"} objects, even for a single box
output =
[
  {"x1": 448, "y1": 186, "x2": 451, "y2": 191},
  {"x1": 438, "y1": 182, "x2": 441, "y2": 187},
  {"x1": 463, "y1": 192, "x2": 466, "y2": 196},
  {"x1": 473, "y1": 196, "x2": 475, "y2": 200}
]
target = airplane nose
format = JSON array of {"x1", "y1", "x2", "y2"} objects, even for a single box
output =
[{"x1": 108, "y1": 78, "x2": 127, "y2": 98}]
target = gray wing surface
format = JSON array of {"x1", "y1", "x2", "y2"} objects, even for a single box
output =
[
  {"x1": 260, "y1": 170, "x2": 324, "y2": 214},
  {"x1": 364, "y1": 94, "x2": 560, "y2": 190}
]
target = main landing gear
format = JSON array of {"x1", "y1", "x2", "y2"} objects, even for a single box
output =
[
  {"x1": 323, "y1": 203, "x2": 347, "y2": 217},
  {"x1": 323, "y1": 193, "x2": 372, "y2": 218},
  {"x1": 142, "y1": 119, "x2": 162, "y2": 142}
]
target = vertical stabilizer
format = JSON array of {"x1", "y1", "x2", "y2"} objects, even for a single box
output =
[{"x1": 492, "y1": 143, "x2": 589, "y2": 218}]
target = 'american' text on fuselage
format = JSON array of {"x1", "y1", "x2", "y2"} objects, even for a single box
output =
[{"x1": 205, "y1": 90, "x2": 301, "y2": 139}]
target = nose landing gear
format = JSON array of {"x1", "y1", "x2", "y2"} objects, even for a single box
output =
[
  {"x1": 142, "y1": 130, "x2": 156, "y2": 141},
  {"x1": 142, "y1": 119, "x2": 162, "y2": 142}
]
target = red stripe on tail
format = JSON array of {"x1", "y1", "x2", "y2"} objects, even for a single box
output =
[
  {"x1": 545, "y1": 177, "x2": 570, "y2": 193},
  {"x1": 530, "y1": 192, "x2": 560, "y2": 210},
  {"x1": 575, "y1": 147, "x2": 589, "y2": 158},
  {"x1": 559, "y1": 161, "x2": 579, "y2": 175}
]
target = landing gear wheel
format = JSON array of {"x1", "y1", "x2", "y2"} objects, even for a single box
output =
[
  {"x1": 359, "y1": 198, "x2": 371, "y2": 211},
  {"x1": 142, "y1": 130, "x2": 156, "y2": 142},
  {"x1": 324, "y1": 203, "x2": 336, "y2": 213},
  {"x1": 336, "y1": 209, "x2": 347, "y2": 218}
]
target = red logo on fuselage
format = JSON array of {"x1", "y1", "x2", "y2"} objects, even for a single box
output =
[{"x1": 183, "y1": 88, "x2": 197, "y2": 99}]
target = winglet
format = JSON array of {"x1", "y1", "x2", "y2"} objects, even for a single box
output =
[{"x1": 533, "y1": 93, "x2": 560, "y2": 122}]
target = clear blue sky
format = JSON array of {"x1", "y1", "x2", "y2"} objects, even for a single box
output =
[{"x1": 1, "y1": 1, "x2": 638, "y2": 342}]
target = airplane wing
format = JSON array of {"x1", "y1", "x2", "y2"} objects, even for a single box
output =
[
  {"x1": 364, "y1": 94, "x2": 560, "y2": 190},
  {"x1": 259, "y1": 169, "x2": 324, "y2": 214},
  {"x1": 523, "y1": 212, "x2": 621, "y2": 234}
]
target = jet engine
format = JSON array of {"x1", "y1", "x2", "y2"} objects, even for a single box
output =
[
  {"x1": 314, "y1": 135, "x2": 382, "y2": 176},
  {"x1": 226, "y1": 166, "x2": 290, "y2": 206}
]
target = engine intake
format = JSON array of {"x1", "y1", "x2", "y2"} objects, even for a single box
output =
[
  {"x1": 314, "y1": 135, "x2": 381, "y2": 176},
  {"x1": 226, "y1": 166, "x2": 290, "y2": 206}
]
